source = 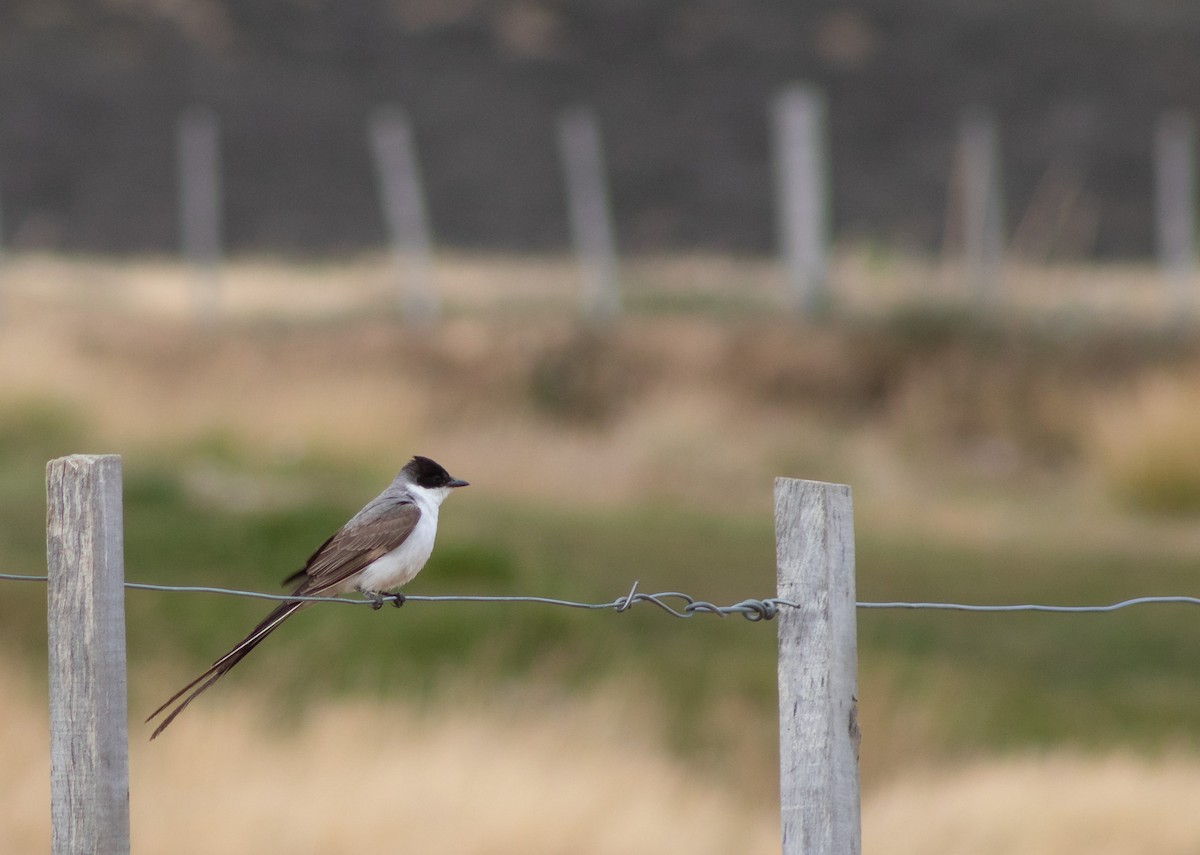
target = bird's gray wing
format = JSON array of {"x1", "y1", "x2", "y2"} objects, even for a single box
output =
[{"x1": 291, "y1": 497, "x2": 421, "y2": 595}]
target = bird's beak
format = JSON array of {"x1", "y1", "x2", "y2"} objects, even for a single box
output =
[{"x1": 448, "y1": 478, "x2": 470, "y2": 488}]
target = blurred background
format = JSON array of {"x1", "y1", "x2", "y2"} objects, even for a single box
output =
[{"x1": 4, "y1": 2, "x2": 1200, "y2": 852}]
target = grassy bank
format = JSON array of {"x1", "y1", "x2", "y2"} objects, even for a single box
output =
[
  {"x1": 4, "y1": 407, "x2": 1200, "y2": 782},
  {"x1": 5, "y1": 255, "x2": 1200, "y2": 850}
]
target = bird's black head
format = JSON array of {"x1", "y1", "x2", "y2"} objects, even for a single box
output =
[{"x1": 403, "y1": 456, "x2": 470, "y2": 490}]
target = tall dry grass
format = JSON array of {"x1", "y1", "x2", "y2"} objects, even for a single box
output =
[
  {"x1": 3, "y1": 661, "x2": 778, "y2": 854},
  {"x1": 0, "y1": 249, "x2": 1188, "y2": 321},
  {"x1": 1087, "y1": 370, "x2": 1200, "y2": 514},
  {"x1": 8, "y1": 250, "x2": 1200, "y2": 551},
  {"x1": 7, "y1": 253, "x2": 1200, "y2": 851},
  {"x1": 7, "y1": 660, "x2": 1200, "y2": 854},
  {"x1": 863, "y1": 753, "x2": 1200, "y2": 855}
]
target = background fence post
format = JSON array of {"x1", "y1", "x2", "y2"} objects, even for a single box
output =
[
  {"x1": 557, "y1": 105, "x2": 620, "y2": 322},
  {"x1": 0, "y1": 173, "x2": 6, "y2": 324},
  {"x1": 46, "y1": 454, "x2": 130, "y2": 855},
  {"x1": 772, "y1": 84, "x2": 831, "y2": 317},
  {"x1": 957, "y1": 105, "x2": 1006, "y2": 304},
  {"x1": 774, "y1": 478, "x2": 861, "y2": 855},
  {"x1": 369, "y1": 106, "x2": 439, "y2": 322},
  {"x1": 178, "y1": 105, "x2": 223, "y2": 321},
  {"x1": 1154, "y1": 110, "x2": 1196, "y2": 316}
]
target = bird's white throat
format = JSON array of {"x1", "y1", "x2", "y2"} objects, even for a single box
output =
[{"x1": 349, "y1": 482, "x2": 445, "y2": 594}]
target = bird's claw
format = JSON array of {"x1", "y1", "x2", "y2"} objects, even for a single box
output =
[{"x1": 363, "y1": 591, "x2": 404, "y2": 610}]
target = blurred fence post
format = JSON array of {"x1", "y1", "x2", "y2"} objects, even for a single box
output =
[
  {"x1": 177, "y1": 106, "x2": 222, "y2": 320},
  {"x1": 46, "y1": 454, "x2": 129, "y2": 855},
  {"x1": 1154, "y1": 110, "x2": 1196, "y2": 316},
  {"x1": 369, "y1": 106, "x2": 438, "y2": 322},
  {"x1": 772, "y1": 85, "x2": 831, "y2": 317},
  {"x1": 774, "y1": 478, "x2": 861, "y2": 855},
  {"x1": 557, "y1": 106, "x2": 620, "y2": 322},
  {"x1": 957, "y1": 106, "x2": 1005, "y2": 304},
  {"x1": 0, "y1": 181, "x2": 6, "y2": 323}
]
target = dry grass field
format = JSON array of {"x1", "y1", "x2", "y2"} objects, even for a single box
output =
[
  {"x1": 6, "y1": 250, "x2": 1200, "y2": 516},
  {"x1": 6, "y1": 659, "x2": 1200, "y2": 854},
  {"x1": 5, "y1": 252, "x2": 1200, "y2": 852}
]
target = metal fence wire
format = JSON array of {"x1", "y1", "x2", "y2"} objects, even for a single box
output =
[{"x1": 4, "y1": 571, "x2": 1199, "y2": 619}]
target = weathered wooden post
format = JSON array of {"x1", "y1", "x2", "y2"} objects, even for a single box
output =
[
  {"x1": 774, "y1": 478, "x2": 861, "y2": 855},
  {"x1": 957, "y1": 105, "x2": 1005, "y2": 304},
  {"x1": 0, "y1": 177, "x2": 6, "y2": 323},
  {"x1": 557, "y1": 105, "x2": 620, "y2": 322},
  {"x1": 178, "y1": 106, "x2": 222, "y2": 320},
  {"x1": 369, "y1": 106, "x2": 439, "y2": 322},
  {"x1": 1154, "y1": 110, "x2": 1196, "y2": 315},
  {"x1": 46, "y1": 454, "x2": 130, "y2": 855},
  {"x1": 772, "y1": 84, "x2": 831, "y2": 316}
]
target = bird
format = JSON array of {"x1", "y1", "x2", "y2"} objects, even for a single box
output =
[{"x1": 147, "y1": 455, "x2": 468, "y2": 739}]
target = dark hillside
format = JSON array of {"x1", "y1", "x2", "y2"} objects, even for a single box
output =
[{"x1": 1, "y1": 1, "x2": 1197, "y2": 257}]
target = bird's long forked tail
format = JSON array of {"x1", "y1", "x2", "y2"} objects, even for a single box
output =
[{"x1": 146, "y1": 599, "x2": 306, "y2": 740}]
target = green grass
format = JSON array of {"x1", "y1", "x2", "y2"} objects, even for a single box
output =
[
  {"x1": 856, "y1": 530, "x2": 1200, "y2": 751},
  {"x1": 4, "y1": 404, "x2": 1200, "y2": 761}
]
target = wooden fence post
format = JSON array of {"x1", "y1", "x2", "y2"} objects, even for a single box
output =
[
  {"x1": 369, "y1": 106, "x2": 439, "y2": 322},
  {"x1": 178, "y1": 106, "x2": 223, "y2": 320},
  {"x1": 0, "y1": 177, "x2": 6, "y2": 323},
  {"x1": 957, "y1": 105, "x2": 1005, "y2": 304},
  {"x1": 774, "y1": 478, "x2": 861, "y2": 855},
  {"x1": 772, "y1": 85, "x2": 832, "y2": 317},
  {"x1": 557, "y1": 106, "x2": 620, "y2": 322},
  {"x1": 46, "y1": 455, "x2": 130, "y2": 855},
  {"x1": 1154, "y1": 110, "x2": 1196, "y2": 315}
]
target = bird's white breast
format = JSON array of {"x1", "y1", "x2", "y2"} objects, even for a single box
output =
[{"x1": 352, "y1": 485, "x2": 443, "y2": 594}]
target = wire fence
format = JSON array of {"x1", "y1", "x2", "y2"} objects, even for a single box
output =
[
  {"x1": 5, "y1": 571, "x2": 1200, "y2": 620},
  {"x1": 28, "y1": 467, "x2": 1200, "y2": 855}
]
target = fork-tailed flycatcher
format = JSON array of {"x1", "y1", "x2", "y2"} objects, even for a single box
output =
[{"x1": 147, "y1": 455, "x2": 468, "y2": 739}]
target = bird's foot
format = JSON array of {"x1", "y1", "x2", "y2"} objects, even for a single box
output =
[{"x1": 361, "y1": 590, "x2": 405, "y2": 610}]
